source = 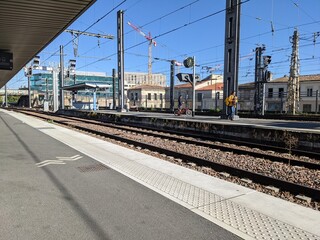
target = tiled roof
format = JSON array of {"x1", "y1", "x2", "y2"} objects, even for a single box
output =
[
  {"x1": 197, "y1": 83, "x2": 223, "y2": 91},
  {"x1": 239, "y1": 82, "x2": 255, "y2": 88},
  {"x1": 270, "y1": 74, "x2": 320, "y2": 83},
  {"x1": 175, "y1": 83, "x2": 193, "y2": 88},
  {"x1": 201, "y1": 74, "x2": 223, "y2": 81},
  {"x1": 239, "y1": 74, "x2": 320, "y2": 87}
]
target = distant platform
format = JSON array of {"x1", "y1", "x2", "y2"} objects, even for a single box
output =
[{"x1": 58, "y1": 109, "x2": 320, "y2": 154}]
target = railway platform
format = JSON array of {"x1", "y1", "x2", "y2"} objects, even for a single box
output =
[
  {"x1": 1, "y1": 108, "x2": 320, "y2": 240},
  {"x1": 59, "y1": 109, "x2": 320, "y2": 154}
]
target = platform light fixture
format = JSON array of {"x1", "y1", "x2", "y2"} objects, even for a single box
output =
[
  {"x1": 33, "y1": 55, "x2": 40, "y2": 68},
  {"x1": 69, "y1": 59, "x2": 76, "y2": 72}
]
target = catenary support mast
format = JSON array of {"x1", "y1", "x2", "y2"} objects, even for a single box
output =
[
  {"x1": 222, "y1": 0, "x2": 241, "y2": 119},
  {"x1": 286, "y1": 30, "x2": 300, "y2": 115}
]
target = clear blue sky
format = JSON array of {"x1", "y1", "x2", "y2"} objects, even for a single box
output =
[{"x1": 7, "y1": 0, "x2": 320, "y2": 88}]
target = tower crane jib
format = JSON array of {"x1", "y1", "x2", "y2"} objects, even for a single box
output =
[{"x1": 127, "y1": 21, "x2": 156, "y2": 84}]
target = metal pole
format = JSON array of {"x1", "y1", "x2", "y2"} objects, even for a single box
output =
[
  {"x1": 192, "y1": 56, "x2": 196, "y2": 117},
  {"x1": 201, "y1": 94, "x2": 203, "y2": 112},
  {"x1": 59, "y1": 45, "x2": 64, "y2": 110},
  {"x1": 316, "y1": 90, "x2": 319, "y2": 114},
  {"x1": 262, "y1": 83, "x2": 265, "y2": 116},
  {"x1": 112, "y1": 68, "x2": 116, "y2": 109},
  {"x1": 93, "y1": 89, "x2": 97, "y2": 111},
  {"x1": 214, "y1": 80, "x2": 217, "y2": 111},
  {"x1": 53, "y1": 69, "x2": 59, "y2": 112},
  {"x1": 215, "y1": 92, "x2": 218, "y2": 111},
  {"x1": 117, "y1": 10, "x2": 125, "y2": 112},
  {"x1": 170, "y1": 60, "x2": 175, "y2": 111},
  {"x1": 28, "y1": 76, "x2": 31, "y2": 108},
  {"x1": 46, "y1": 78, "x2": 48, "y2": 100},
  {"x1": 4, "y1": 84, "x2": 8, "y2": 107},
  {"x1": 280, "y1": 93, "x2": 284, "y2": 114},
  {"x1": 254, "y1": 47, "x2": 260, "y2": 114},
  {"x1": 222, "y1": 0, "x2": 241, "y2": 119}
]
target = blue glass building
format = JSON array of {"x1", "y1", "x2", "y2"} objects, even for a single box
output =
[{"x1": 31, "y1": 71, "x2": 117, "y2": 98}]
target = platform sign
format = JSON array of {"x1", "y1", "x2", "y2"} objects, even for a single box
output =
[
  {"x1": 0, "y1": 52, "x2": 13, "y2": 70},
  {"x1": 176, "y1": 73, "x2": 200, "y2": 84}
]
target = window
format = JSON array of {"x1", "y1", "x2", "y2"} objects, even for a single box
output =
[
  {"x1": 303, "y1": 104, "x2": 312, "y2": 113},
  {"x1": 307, "y1": 88, "x2": 313, "y2": 97},
  {"x1": 278, "y1": 88, "x2": 284, "y2": 98},
  {"x1": 130, "y1": 93, "x2": 134, "y2": 100},
  {"x1": 268, "y1": 88, "x2": 273, "y2": 98},
  {"x1": 267, "y1": 102, "x2": 282, "y2": 111},
  {"x1": 243, "y1": 90, "x2": 250, "y2": 100},
  {"x1": 148, "y1": 93, "x2": 151, "y2": 100},
  {"x1": 154, "y1": 93, "x2": 157, "y2": 100},
  {"x1": 160, "y1": 93, "x2": 163, "y2": 100},
  {"x1": 135, "y1": 92, "x2": 138, "y2": 100}
]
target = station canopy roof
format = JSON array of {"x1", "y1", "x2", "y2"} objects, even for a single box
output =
[
  {"x1": 0, "y1": 0, "x2": 96, "y2": 88},
  {"x1": 62, "y1": 83, "x2": 111, "y2": 91}
]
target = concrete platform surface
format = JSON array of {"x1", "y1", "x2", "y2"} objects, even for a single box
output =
[{"x1": 2, "y1": 109, "x2": 320, "y2": 240}]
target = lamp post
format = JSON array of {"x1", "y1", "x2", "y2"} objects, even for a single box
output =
[
  {"x1": 154, "y1": 57, "x2": 183, "y2": 112},
  {"x1": 215, "y1": 80, "x2": 217, "y2": 111},
  {"x1": 183, "y1": 56, "x2": 196, "y2": 117}
]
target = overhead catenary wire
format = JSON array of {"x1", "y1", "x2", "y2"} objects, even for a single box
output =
[
  {"x1": 34, "y1": 0, "x2": 320, "y2": 87},
  {"x1": 84, "y1": 1, "x2": 320, "y2": 74},
  {"x1": 63, "y1": 0, "x2": 203, "y2": 65},
  {"x1": 42, "y1": 0, "x2": 127, "y2": 65},
  {"x1": 78, "y1": 0, "x2": 251, "y2": 70},
  {"x1": 79, "y1": 0, "x2": 320, "y2": 77}
]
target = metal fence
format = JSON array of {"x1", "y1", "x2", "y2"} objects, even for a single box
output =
[
  {"x1": 238, "y1": 90, "x2": 320, "y2": 113},
  {"x1": 127, "y1": 94, "x2": 223, "y2": 111}
]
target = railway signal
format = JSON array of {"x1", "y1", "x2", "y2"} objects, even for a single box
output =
[{"x1": 176, "y1": 73, "x2": 200, "y2": 84}]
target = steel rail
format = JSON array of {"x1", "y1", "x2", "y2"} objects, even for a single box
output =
[
  {"x1": 14, "y1": 109, "x2": 320, "y2": 201},
  {"x1": 56, "y1": 119, "x2": 320, "y2": 201},
  {"x1": 15, "y1": 108, "x2": 320, "y2": 170},
  {"x1": 62, "y1": 114, "x2": 320, "y2": 170}
]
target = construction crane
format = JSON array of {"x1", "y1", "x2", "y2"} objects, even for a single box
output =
[
  {"x1": 65, "y1": 29, "x2": 114, "y2": 57},
  {"x1": 127, "y1": 21, "x2": 156, "y2": 84}
]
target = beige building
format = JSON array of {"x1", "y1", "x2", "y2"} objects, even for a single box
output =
[
  {"x1": 238, "y1": 74, "x2": 320, "y2": 113},
  {"x1": 171, "y1": 82, "x2": 223, "y2": 110},
  {"x1": 170, "y1": 74, "x2": 224, "y2": 110},
  {"x1": 127, "y1": 85, "x2": 166, "y2": 109},
  {"x1": 127, "y1": 74, "x2": 224, "y2": 110},
  {"x1": 124, "y1": 72, "x2": 166, "y2": 87}
]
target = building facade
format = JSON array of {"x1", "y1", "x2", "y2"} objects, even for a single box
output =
[
  {"x1": 238, "y1": 74, "x2": 320, "y2": 113},
  {"x1": 127, "y1": 85, "x2": 166, "y2": 109},
  {"x1": 127, "y1": 74, "x2": 224, "y2": 110},
  {"x1": 30, "y1": 70, "x2": 166, "y2": 109},
  {"x1": 124, "y1": 72, "x2": 166, "y2": 87}
]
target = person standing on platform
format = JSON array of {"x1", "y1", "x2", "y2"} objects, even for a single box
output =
[
  {"x1": 225, "y1": 91, "x2": 238, "y2": 120},
  {"x1": 178, "y1": 94, "x2": 183, "y2": 110}
]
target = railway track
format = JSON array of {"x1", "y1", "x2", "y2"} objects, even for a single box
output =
[
  {"x1": 30, "y1": 109, "x2": 320, "y2": 167},
  {"x1": 12, "y1": 108, "x2": 320, "y2": 207}
]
